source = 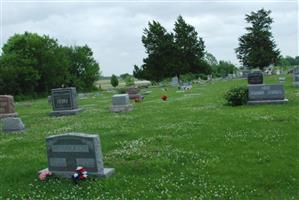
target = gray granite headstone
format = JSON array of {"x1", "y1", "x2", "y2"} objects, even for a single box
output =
[
  {"x1": 48, "y1": 96, "x2": 52, "y2": 105},
  {"x1": 278, "y1": 77, "x2": 286, "y2": 83},
  {"x1": 248, "y1": 84, "x2": 288, "y2": 104},
  {"x1": 2, "y1": 117, "x2": 25, "y2": 132},
  {"x1": 0, "y1": 95, "x2": 18, "y2": 119},
  {"x1": 50, "y1": 87, "x2": 82, "y2": 116},
  {"x1": 294, "y1": 73, "x2": 299, "y2": 86},
  {"x1": 110, "y1": 94, "x2": 132, "y2": 112},
  {"x1": 171, "y1": 76, "x2": 179, "y2": 86},
  {"x1": 242, "y1": 70, "x2": 251, "y2": 78},
  {"x1": 248, "y1": 71, "x2": 263, "y2": 84},
  {"x1": 180, "y1": 82, "x2": 192, "y2": 90},
  {"x1": 45, "y1": 132, "x2": 114, "y2": 178},
  {"x1": 227, "y1": 74, "x2": 234, "y2": 79}
]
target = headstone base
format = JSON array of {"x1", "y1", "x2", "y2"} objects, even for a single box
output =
[
  {"x1": 50, "y1": 108, "x2": 83, "y2": 117},
  {"x1": 39, "y1": 168, "x2": 115, "y2": 178},
  {"x1": 2, "y1": 117, "x2": 25, "y2": 132},
  {"x1": 293, "y1": 82, "x2": 299, "y2": 86},
  {"x1": 110, "y1": 104, "x2": 133, "y2": 112},
  {"x1": 0, "y1": 112, "x2": 18, "y2": 119},
  {"x1": 248, "y1": 99, "x2": 288, "y2": 105}
]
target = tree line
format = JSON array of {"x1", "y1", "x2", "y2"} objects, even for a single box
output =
[
  {"x1": 0, "y1": 9, "x2": 296, "y2": 97},
  {"x1": 0, "y1": 32, "x2": 100, "y2": 98},
  {"x1": 134, "y1": 9, "x2": 284, "y2": 82}
]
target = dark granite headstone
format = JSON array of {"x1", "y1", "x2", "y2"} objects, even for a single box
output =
[
  {"x1": 50, "y1": 87, "x2": 82, "y2": 116},
  {"x1": 45, "y1": 132, "x2": 114, "y2": 178},
  {"x1": 248, "y1": 71, "x2": 263, "y2": 84},
  {"x1": 248, "y1": 84, "x2": 288, "y2": 104},
  {"x1": 0, "y1": 95, "x2": 18, "y2": 119}
]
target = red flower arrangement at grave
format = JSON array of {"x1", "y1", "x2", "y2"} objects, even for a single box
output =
[
  {"x1": 134, "y1": 97, "x2": 141, "y2": 103},
  {"x1": 161, "y1": 95, "x2": 168, "y2": 101},
  {"x1": 38, "y1": 169, "x2": 52, "y2": 181},
  {"x1": 72, "y1": 166, "x2": 88, "y2": 183}
]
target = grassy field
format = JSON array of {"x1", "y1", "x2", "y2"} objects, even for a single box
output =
[{"x1": 0, "y1": 75, "x2": 298, "y2": 199}]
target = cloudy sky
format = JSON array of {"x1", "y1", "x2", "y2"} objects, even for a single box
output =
[{"x1": 1, "y1": 0, "x2": 298, "y2": 76}]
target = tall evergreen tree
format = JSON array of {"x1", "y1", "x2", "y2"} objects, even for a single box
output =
[
  {"x1": 110, "y1": 74, "x2": 119, "y2": 88},
  {"x1": 235, "y1": 9, "x2": 280, "y2": 70},
  {"x1": 137, "y1": 21, "x2": 176, "y2": 82},
  {"x1": 173, "y1": 15, "x2": 206, "y2": 78}
]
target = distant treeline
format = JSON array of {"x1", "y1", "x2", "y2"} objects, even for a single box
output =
[{"x1": 0, "y1": 32, "x2": 100, "y2": 99}]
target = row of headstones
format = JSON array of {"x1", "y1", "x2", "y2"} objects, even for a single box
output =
[
  {"x1": 0, "y1": 95, "x2": 25, "y2": 132},
  {"x1": 0, "y1": 88, "x2": 126, "y2": 179},
  {"x1": 245, "y1": 70, "x2": 299, "y2": 104},
  {"x1": 49, "y1": 87, "x2": 143, "y2": 115},
  {"x1": 1, "y1": 87, "x2": 141, "y2": 132}
]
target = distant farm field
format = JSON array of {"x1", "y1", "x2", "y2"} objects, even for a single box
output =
[{"x1": 1, "y1": 75, "x2": 298, "y2": 199}]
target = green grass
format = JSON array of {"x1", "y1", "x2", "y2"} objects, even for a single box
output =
[{"x1": 1, "y1": 75, "x2": 298, "y2": 199}]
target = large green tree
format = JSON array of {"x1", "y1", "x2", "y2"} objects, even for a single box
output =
[
  {"x1": 134, "y1": 16, "x2": 209, "y2": 82},
  {"x1": 65, "y1": 45, "x2": 100, "y2": 91},
  {"x1": 134, "y1": 21, "x2": 176, "y2": 82},
  {"x1": 173, "y1": 15, "x2": 206, "y2": 77},
  {"x1": 235, "y1": 9, "x2": 280, "y2": 70},
  {"x1": 0, "y1": 32, "x2": 100, "y2": 97}
]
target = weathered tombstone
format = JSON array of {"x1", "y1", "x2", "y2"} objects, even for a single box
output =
[
  {"x1": 293, "y1": 72, "x2": 299, "y2": 86},
  {"x1": 248, "y1": 84, "x2": 288, "y2": 104},
  {"x1": 171, "y1": 76, "x2": 179, "y2": 87},
  {"x1": 50, "y1": 87, "x2": 82, "y2": 116},
  {"x1": 48, "y1": 96, "x2": 52, "y2": 105},
  {"x1": 207, "y1": 75, "x2": 212, "y2": 81},
  {"x1": 2, "y1": 117, "x2": 25, "y2": 132},
  {"x1": 127, "y1": 87, "x2": 142, "y2": 100},
  {"x1": 0, "y1": 95, "x2": 18, "y2": 119},
  {"x1": 180, "y1": 82, "x2": 192, "y2": 90},
  {"x1": 242, "y1": 70, "x2": 251, "y2": 78},
  {"x1": 248, "y1": 71, "x2": 263, "y2": 85},
  {"x1": 110, "y1": 94, "x2": 132, "y2": 112},
  {"x1": 278, "y1": 77, "x2": 286, "y2": 83},
  {"x1": 227, "y1": 74, "x2": 234, "y2": 79},
  {"x1": 44, "y1": 132, "x2": 114, "y2": 178}
]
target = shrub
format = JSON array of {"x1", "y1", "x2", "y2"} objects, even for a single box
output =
[
  {"x1": 110, "y1": 74, "x2": 119, "y2": 88},
  {"x1": 224, "y1": 86, "x2": 248, "y2": 106},
  {"x1": 117, "y1": 87, "x2": 127, "y2": 94},
  {"x1": 125, "y1": 76, "x2": 135, "y2": 86}
]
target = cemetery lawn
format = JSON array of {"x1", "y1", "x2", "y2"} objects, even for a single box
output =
[{"x1": 1, "y1": 75, "x2": 298, "y2": 200}]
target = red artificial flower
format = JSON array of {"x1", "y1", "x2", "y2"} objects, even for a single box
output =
[{"x1": 134, "y1": 97, "x2": 141, "y2": 103}]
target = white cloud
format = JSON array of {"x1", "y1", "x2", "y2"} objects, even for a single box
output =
[{"x1": 1, "y1": 1, "x2": 298, "y2": 75}]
